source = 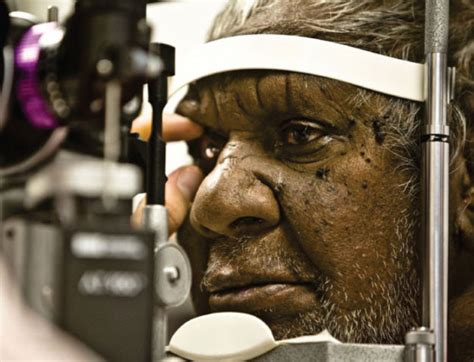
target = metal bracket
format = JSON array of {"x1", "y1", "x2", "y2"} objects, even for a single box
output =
[{"x1": 155, "y1": 243, "x2": 192, "y2": 307}]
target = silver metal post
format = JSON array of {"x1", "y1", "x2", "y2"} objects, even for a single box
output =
[
  {"x1": 421, "y1": 57, "x2": 450, "y2": 362},
  {"x1": 143, "y1": 204, "x2": 169, "y2": 361},
  {"x1": 102, "y1": 80, "x2": 122, "y2": 210},
  {"x1": 142, "y1": 205, "x2": 192, "y2": 360},
  {"x1": 418, "y1": 1, "x2": 450, "y2": 361},
  {"x1": 139, "y1": 44, "x2": 191, "y2": 360}
]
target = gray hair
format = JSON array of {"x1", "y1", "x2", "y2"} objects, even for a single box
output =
[{"x1": 207, "y1": 0, "x2": 473, "y2": 198}]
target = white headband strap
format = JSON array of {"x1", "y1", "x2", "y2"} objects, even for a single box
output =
[{"x1": 167, "y1": 34, "x2": 426, "y2": 111}]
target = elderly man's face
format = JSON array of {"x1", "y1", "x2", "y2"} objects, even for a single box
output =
[{"x1": 178, "y1": 71, "x2": 419, "y2": 343}]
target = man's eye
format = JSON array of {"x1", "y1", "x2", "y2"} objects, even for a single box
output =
[
  {"x1": 203, "y1": 140, "x2": 221, "y2": 161},
  {"x1": 188, "y1": 130, "x2": 227, "y2": 174},
  {"x1": 199, "y1": 132, "x2": 226, "y2": 167},
  {"x1": 275, "y1": 119, "x2": 337, "y2": 164},
  {"x1": 281, "y1": 120, "x2": 324, "y2": 145}
]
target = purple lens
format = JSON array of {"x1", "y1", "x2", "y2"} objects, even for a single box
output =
[{"x1": 15, "y1": 23, "x2": 59, "y2": 129}]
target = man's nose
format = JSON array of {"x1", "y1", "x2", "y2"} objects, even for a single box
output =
[{"x1": 190, "y1": 154, "x2": 280, "y2": 238}]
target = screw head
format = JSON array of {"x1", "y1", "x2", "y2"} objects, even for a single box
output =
[
  {"x1": 96, "y1": 59, "x2": 114, "y2": 76},
  {"x1": 164, "y1": 266, "x2": 180, "y2": 283}
]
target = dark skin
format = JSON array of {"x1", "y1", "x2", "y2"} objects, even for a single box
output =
[{"x1": 176, "y1": 71, "x2": 474, "y2": 353}]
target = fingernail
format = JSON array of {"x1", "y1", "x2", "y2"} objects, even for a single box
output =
[
  {"x1": 176, "y1": 166, "x2": 203, "y2": 201},
  {"x1": 164, "y1": 113, "x2": 191, "y2": 122}
]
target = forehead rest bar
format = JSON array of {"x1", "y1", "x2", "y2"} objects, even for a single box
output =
[{"x1": 165, "y1": 34, "x2": 426, "y2": 112}]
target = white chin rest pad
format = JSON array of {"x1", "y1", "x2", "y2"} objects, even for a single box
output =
[{"x1": 168, "y1": 312, "x2": 277, "y2": 361}]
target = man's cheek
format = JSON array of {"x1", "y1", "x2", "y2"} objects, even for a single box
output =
[
  {"x1": 277, "y1": 169, "x2": 358, "y2": 273},
  {"x1": 278, "y1": 160, "x2": 401, "y2": 270}
]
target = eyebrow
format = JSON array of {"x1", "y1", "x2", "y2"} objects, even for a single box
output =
[{"x1": 289, "y1": 74, "x2": 355, "y2": 126}]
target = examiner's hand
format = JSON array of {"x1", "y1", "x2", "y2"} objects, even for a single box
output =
[
  {"x1": 0, "y1": 257, "x2": 102, "y2": 360},
  {"x1": 131, "y1": 111, "x2": 204, "y2": 234},
  {"x1": 131, "y1": 105, "x2": 203, "y2": 142}
]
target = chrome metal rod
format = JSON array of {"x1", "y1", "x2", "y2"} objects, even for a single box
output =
[
  {"x1": 421, "y1": 131, "x2": 449, "y2": 362},
  {"x1": 102, "y1": 80, "x2": 122, "y2": 209},
  {"x1": 104, "y1": 80, "x2": 122, "y2": 164},
  {"x1": 421, "y1": 0, "x2": 450, "y2": 359},
  {"x1": 153, "y1": 307, "x2": 168, "y2": 361},
  {"x1": 143, "y1": 204, "x2": 169, "y2": 361}
]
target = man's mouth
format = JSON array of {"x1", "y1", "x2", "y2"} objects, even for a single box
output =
[
  {"x1": 202, "y1": 229, "x2": 322, "y2": 319},
  {"x1": 208, "y1": 282, "x2": 320, "y2": 318}
]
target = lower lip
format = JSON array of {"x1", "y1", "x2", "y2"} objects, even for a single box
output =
[{"x1": 209, "y1": 283, "x2": 319, "y2": 317}]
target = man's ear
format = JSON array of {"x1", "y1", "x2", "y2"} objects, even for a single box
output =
[
  {"x1": 457, "y1": 134, "x2": 474, "y2": 253},
  {"x1": 458, "y1": 184, "x2": 474, "y2": 252}
]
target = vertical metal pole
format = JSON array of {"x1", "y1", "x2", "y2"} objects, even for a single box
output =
[
  {"x1": 406, "y1": 328, "x2": 436, "y2": 362},
  {"x1": 143, "y1": 43, "x2": 175, "y2": 361},
  {"x1": 422, "y1": 1, "x2": 450, "y2": 361},
  {"x1": 102, "y1": 80, "x2": 122, "y2": 210},
  {"x1": 146, "y1": 71, "x2": 169, "y2": 361},
  {"x1": 146, "y1": 59, "x2": 167, "y2": 206}
]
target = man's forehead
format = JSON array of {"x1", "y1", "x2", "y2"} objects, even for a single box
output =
[{"x1": 195, "y1": 71, "x2": 329, "y2": 94}]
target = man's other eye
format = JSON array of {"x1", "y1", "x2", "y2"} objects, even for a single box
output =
[
  {"x1": 188, "y1": 131, "x2": 227, "y2": 174},
  {"x1": 281, "y1": 120, "x2": 324, "y2": 145},
  {"x1": 275, "y1": 119, "x2": 336, "y2": 163},
  {"x1": 203, "y1": 138, "x2": 221, "y2": 161}
]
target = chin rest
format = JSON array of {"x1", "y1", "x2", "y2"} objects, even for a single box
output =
[{"x1": 166, "y1": 312, "x2": 405, "y2": 361}]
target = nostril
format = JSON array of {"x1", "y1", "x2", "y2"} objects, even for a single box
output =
[
  {"x1": 199, "y1": 225, "x2": 221, "y2": 238},
  {"x1": 230, "y1": 216, "x2": 265, "y2": 230}
]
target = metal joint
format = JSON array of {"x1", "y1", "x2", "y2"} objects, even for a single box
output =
[
  {"x1": 142, "y1": 205, "x2": 168, "y2": 245},
  {"x1": 422, "y1": 124, "x2": 450, "y2": 137},
  {"x1": 420, "y1": 134, "x2": 449, "y2": 143},
  {"x1": 405, "y1": 327, "x2": 435, "y2": 362}
]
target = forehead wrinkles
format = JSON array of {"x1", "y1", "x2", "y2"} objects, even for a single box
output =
[
  {"x1": 287, "y1": 74, "x2": 356, "y2": 122},
  {"x1": 190, "y1": 71, "x2": 368, "y2": 132},
  {"x1": 194, "y1": 83, "x2": 220, "y2": 130},
  {"x1": 196, "y1": 75, "x2": 259, "y2": 132},
  {"x1": 223, "y1": 72, "x2": 265, "y2": 119},
  {"x1": 193, "y1": 71, "x2": 298, "y2": 131},
  {"x1": 256, "y1": 72, "x2": 292, "y2": 116}
]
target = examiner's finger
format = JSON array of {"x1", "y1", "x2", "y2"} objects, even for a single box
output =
[
  {"x1": 131, "y1": 165, "x2": 203, "y2": 235},
  {"x1": 165, "y1": 165, "x2": 203, "y2": 234},
  {"x1": 163, "y1": 113, "x2": 203, "y2": 142},
  {"x1": 131, "y1": 105, "x2": 203, "y2": 142}
]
